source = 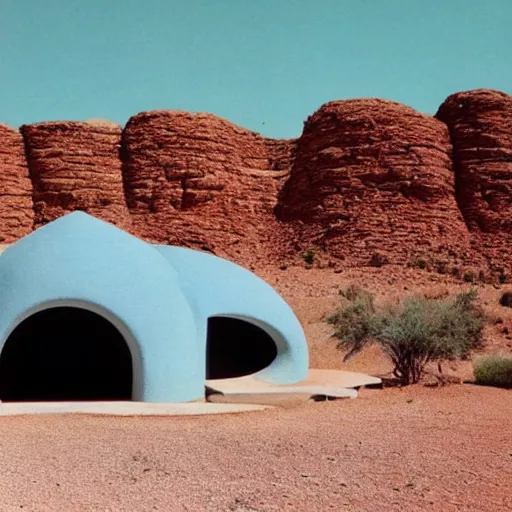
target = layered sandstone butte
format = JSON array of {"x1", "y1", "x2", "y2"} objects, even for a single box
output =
[
  {"x1": 20, "y1": 120, "x2": 132, "y2": 231},
  {"x1": 0, "y1": 124, "x2": 34, "y2": 242},
  {"x1": 436, "y1": 89, "x2": 512, "y2": 270},
  {"x1": 276, "y1": 99, "x2": 473, "y2": 267},
  {"x1": 121, "y1": 110, "x2": 294, "y2": 262},
  {"x1": 0, "y1": 88, "x2": 510, "y2": 273}
]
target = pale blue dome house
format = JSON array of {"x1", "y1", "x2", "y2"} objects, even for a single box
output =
[{"x1": 0, "y1": 212, "x2": 308, "y2": 403}]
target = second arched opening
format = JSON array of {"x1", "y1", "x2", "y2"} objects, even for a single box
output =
[{"x1": 206, "y1": 316, "x2": 278, "y2": 380}]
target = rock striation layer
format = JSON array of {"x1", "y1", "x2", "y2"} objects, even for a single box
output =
[
  {"x1": 0, "y1": 88, "x2": 509, "y2": 274},
  {"x1": 20, "y1": 120, "x2": 132, "y2": 231},
  {"x1": 276, "y1": 99, "x2": 473, "y2": 267},
  {"x1": 0, "y1": 124, "x2": 34, "y2": 242},
  {"x1": 436, "y1": 89, "x2": 512, "y2": 271},
  {"x1": 121, "y1": 111, "x2": 293, "y2": 262}
]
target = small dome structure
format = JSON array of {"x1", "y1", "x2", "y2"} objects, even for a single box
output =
[{"x1": 0, "y1": 212, "x2": 308, "y2": 403}]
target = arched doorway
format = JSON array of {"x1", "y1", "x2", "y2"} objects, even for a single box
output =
[
  {"x1": 0, "y1": 307, "x2": 133, "y2": 402},
  {"x1": 206, "y1": 316, "x2": 278, "y2": 380}
]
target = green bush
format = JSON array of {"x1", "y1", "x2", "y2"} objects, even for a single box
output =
[
  {"x1": 435, "y1": 260, "x2": 449, "y2": 275},
  {"x1": 474, "y1": 355, "x2": 512, "y2": 388},
  {"x1": 328, "y1": 286, "x2": 377, "y2": 359},
  {"x1": 463, "y1": 271, "x2": 475, "y2": 283},
  {"x1": 328, "y1": 287, "x2": 485, "y2": 385},
  {"x1": 451, "y1": 267, "x2": 461, "y2": 278},
  {"x1": 370, "y1": 252, "x2": 389, "y2": 268},
  {"x1": 414, "y1": 258, "x2": 427, "y2": 270},
  {"x1": 302, "y1": 249, "x2": 315, "y2": 265}
]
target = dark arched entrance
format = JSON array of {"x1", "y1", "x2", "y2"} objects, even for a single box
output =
[
  {"x1": 206, "y1": 317, "x2": 278, "y2": 380},
  {"x1": 0, "y1": 307, "x2": 133, "y2": 402}
]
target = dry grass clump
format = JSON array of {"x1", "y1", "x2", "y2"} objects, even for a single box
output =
[{"x1": 473, "y1": 354, "x2": 512, "y2": 388}]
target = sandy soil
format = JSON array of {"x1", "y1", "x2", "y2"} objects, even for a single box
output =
[
  {"x1": 0, "y1": 385, "x2": 510, "y2": 512},
  {"x1": 0, "y1": 265, "x2": 511, "y2": 511},
  {"x1": 260, "y1": 264, "x2": 512, "y2": 379}
]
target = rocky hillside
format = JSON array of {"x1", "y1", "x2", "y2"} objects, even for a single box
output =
[
  {"x1": 276, "y1": 98, "x2": 472, "y2": 268},
  {"x1": 20, "y1": 120, "x2": 132, "y2": 233},
  {"x1": 120, "y1": 110, "x2": 293, "y2": 263},
  {"x1": 436, "y1": 90, "x2": 512, "y2": 273},
  {"x1": 0, "y1": 124, "x2": 34, "y2": 242},
  {"x1": 0, "y1": 88, "x2": 510, "y2": 275}
]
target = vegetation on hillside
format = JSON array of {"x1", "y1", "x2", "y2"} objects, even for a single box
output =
[
  {"x1": 473, "y1": 355, "x2": 512, "y2": 388},
  {"x1": 327, "y1": 286, "x2": 485, "y2": 385}
]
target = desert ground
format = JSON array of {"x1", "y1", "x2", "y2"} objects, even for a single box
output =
[
  {"x1": 0, "y1": 265, "x2": 511, "y2": 512},
  {"x1": 0, "y1": 385, "x2": 510, "y2": 512}
]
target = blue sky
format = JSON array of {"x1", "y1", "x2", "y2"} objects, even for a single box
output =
[{"x1": 1, "y1": 0, "x2": 510, "y2": 138}]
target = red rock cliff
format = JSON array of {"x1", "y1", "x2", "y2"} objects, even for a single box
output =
[
  {"x1": 436, "y1": 89, "x2": 512, "y2": 271},
  {"x1": 0, "y1": 88, "x2": 509, "y2": 274},
  {"x1": 20, "y1": 120, "x2": 132, "y2": 231},
  {"x1": 121, "y1": 110, "x2": 294, "y2": 262},
  {"x1": 0, "y1": 124, "x2": 34, "y2": 242},
  {"x1": 276, "y1": 99, "x2": 473, "y2": 268}
]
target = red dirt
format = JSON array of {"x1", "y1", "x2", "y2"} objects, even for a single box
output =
[
  {"x1": 1, "y1": 265, "x2": 511, "y2": 511},
  {"x1": 0, "y1": 385, "x2": 510, "y2": 512},
  {"x1": 256, "y1": 264, "x2": 512, "y2": 378}
]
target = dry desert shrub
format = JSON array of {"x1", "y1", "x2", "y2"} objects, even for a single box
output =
[
  {"x1": 328, "y1": 287, "x2": 485, "y2": 385},
  {"x1": 474, "y1": 355, "x2": 512, "y2": 388},
  {"x1": 301, "y1": 249, "x2": 315, "y2": 266}
]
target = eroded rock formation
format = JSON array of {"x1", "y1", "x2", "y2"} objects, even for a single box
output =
[
  {"x1": 276, "y1": 99, "x2": 473, "y2": 267},
  {"x1": 0, "y1": 124, "x2": 34, "y2": 242},
  {"x1": 0, "y1": 88, "x2": 509, "y2": 274},
  {"x1": 20, "y1": 120, "x2": 132, "y2": 231},
  {"x1": 436, "y1": 89, "x2": 512, "y2": 270},
  {"x1": 121, "y1": 111, "x2": 293, "y2": 262}
]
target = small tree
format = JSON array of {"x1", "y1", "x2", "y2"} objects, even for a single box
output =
[{"x1": 327, "y1": 287, "x2": 485, "y2": 385}]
